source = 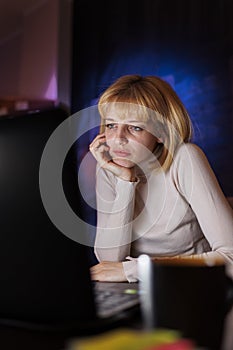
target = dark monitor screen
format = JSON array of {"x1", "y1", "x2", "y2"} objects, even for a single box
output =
[{"x1": 0, "y1": 108, "x2": 96, "y2": 325}]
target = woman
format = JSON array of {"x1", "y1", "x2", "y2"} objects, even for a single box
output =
[{"x1": 89, "y1": 75, "x2": 233, "y2": 282}]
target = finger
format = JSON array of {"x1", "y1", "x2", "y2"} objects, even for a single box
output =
[
  {"x1": 90, "y1": 263, "x2": 103, "y2": 273},
  {"x1": 90, "y1": 271, "x2": 100, "y2": 281},
  {"x1": 89, "y1": 139, "x2": 106, "y2": 152},
  {"x1": 90, "y1": 142, "x2": 107, "y2": 152},
  {"x1": 90, "y1": 144, "x2": 110, "y2": 165},
  {"x1": 94, "y1": 132, "x2": 105, "y2": 139},
  {"x1": 89, "y1": 133, "x2": 106, "y2": 148},
  {"x1": 97, "y1": 144, "x2": 110, "y2": 154},
  {"x1": 90, "y1": 265, "x2": 99, "y2": 273},
  {"x1": 90, "y1": 267, "x2": 102, "y2": 281}
]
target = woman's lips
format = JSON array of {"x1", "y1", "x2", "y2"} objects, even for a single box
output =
[{"x1": 113, "y1": 150, "x2": 131, "y2": 157}]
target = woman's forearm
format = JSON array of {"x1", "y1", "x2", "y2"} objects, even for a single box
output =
[{"x1": 95, "y1": 175, "x2": 138, "y2": 261}]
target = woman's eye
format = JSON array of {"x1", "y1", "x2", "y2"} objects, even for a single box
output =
[
  {"x1": 129, "y1": 125, "x2": 143, "y2": 132},
  {"x1": 106, "y1": 123, "x2": 116, "y2": 129}
]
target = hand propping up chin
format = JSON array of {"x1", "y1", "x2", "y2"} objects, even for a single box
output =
[{"x1": 89, "y1": 133, "x2": 137, "y2": 182}]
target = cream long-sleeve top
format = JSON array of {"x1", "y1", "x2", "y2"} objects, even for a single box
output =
[{"x1": 94, "y1": 143, "x2": 233, "y2": 282}]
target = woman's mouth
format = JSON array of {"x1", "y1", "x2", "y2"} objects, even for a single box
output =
[{"x1": 113, "y1": 150, "x2": 131, "y2": 157}]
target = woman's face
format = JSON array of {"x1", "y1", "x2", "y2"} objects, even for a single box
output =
[{"x1": 104, "y1": 114, "x2": 158, "y2": 168}]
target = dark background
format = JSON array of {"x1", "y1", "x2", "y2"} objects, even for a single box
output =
[{"x1": 71, "y1": 0, "x2": 233, "y2": 197}]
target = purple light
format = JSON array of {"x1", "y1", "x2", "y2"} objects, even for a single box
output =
[{"x1": 44, "y1": 72, "x2": 57, "y2": 100}]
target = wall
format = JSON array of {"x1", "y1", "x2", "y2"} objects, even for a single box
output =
[
  {"x1": 19, "y1": 0, "x2": 59, "y2": 100},
  {"x1": 72, "y1": 0, "x2": 233, "y2": 197},
  {"x1": 0, "y1": 0, "x2": 72, "y2": 107},
  {"x1": 0, "y1": 32, "x2": 22, "y2": 96}
]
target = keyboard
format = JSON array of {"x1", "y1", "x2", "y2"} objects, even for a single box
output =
[{"x1": 93, "y1": 282, "x2": 140, "y2": 318}]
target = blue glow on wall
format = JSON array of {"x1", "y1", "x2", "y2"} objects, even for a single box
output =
[{"x1": 91, "y1": 45, "x2": 233, "y2": 195}]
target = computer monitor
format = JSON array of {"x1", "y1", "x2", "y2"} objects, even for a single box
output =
[{"x1": 0, "y1": 107, "x2": 96, "y2": 326}]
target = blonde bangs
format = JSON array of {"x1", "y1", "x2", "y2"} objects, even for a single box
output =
[{"x1": 98, "y1": 87, "x2": 155, "y2": 123}]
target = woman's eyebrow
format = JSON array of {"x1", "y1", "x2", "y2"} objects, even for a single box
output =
[
  {"x1": 105, "y1": 118, "x2": 147, "y2": 125},
  {"x1": 104, "y1": 118, "x2": 116, "y2": 122}
]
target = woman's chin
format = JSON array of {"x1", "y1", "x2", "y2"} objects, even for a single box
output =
[{"x1": 112, "y1": 158, "x2": 135, "y2": 168}]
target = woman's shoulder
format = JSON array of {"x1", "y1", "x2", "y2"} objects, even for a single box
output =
[
  {"x1": 174, "y1": 142, "x2": 207, "y2": 163},
  {"x1": 176, "y1": 142, "x2": 204, "y2": 155},
  {"x1": 170, "y1": 142, "x2": 211, "y2": 177}
]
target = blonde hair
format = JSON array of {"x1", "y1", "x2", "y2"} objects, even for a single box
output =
[{"x1": 98, "y1": 75, "x2": 193, "y2": 171}]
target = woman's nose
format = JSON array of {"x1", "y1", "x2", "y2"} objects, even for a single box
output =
[{"x1": 115, "y1": 126, "x2": 128, "y2": 145}]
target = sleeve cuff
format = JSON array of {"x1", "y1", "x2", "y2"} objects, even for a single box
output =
[{"x1": 122, "y1": 259, "x2": 138, "y2": 283}]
